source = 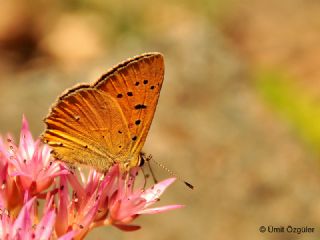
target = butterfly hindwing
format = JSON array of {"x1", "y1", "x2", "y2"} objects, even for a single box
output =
[{"x1": 43, "y1": 89, "x2": 131, "y2": 171}]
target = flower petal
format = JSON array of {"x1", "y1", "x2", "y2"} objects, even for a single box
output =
[
  {"x1": 141, "y1": 178, "x2": 176, "y2": 204},
  {"x1": 56, "y1": 176, "x2": 70, "y2": 236},
  {"x1": 19, "y1": 115, "x2": 34, "y2": 159},
  {"x1": 35, "y1": 209, "x2": 56, "y2": 239},
  {"x1": 58, "y1": 230, "x2": 79, "y2": 240},
  {"x1": 12, "y1": 197, "x2": 35, "y2": 235},
  {"x1": 113, "y1": 223, "x2": 141, "y2": 231},
  {"x1": 137, "y1": 204, "x2": 184, "y2": 214}
]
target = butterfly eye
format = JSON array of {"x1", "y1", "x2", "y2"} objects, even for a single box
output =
[{"x1": 138, "y1": 157, "x2": 145, "y2": 167}]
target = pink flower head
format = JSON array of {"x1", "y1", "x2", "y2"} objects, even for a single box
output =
[{"x1": 8, "y1": 116, "x2": 69, "y2": 196}]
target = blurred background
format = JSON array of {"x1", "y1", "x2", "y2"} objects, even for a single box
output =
[{"x1": 1, "y1": 0, "x2": 320, "y2": 239}]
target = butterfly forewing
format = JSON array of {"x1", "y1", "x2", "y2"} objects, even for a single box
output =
[
  {"x1": 43, "y1": 89, "x2": 131, "y2": 171},
  {"x1": 95, "y1": 54, "x2": 164, "y2": 155}
]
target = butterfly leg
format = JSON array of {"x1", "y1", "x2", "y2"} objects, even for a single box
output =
[
  {"x1": 140, "y1": 167, "x2": 150, "y2": 190},
  {"x1": 146, "y1": 155, "x2": 158, "y2": 184}
]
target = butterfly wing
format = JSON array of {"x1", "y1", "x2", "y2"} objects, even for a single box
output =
[
  {"x1": 42, "y1": 88, "x2": 132, "y2": 172},
  {"x1": 94, "y1": 53, "x2": 165, "y2": 157}
]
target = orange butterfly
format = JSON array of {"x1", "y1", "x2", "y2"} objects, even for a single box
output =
[{"x1": 42, "y1": 53, "x2": 164, "y2": 172}]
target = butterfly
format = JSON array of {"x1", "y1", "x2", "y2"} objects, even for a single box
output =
[{"x1": 41, "y1": 53, "x2": 164, "y2": 172}]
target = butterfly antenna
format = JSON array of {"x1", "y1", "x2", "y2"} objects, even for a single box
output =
[{"x1": 146, "y1": 155, "x2": 194, "y2": 190}]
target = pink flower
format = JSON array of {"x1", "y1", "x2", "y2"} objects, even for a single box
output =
[
  {"x1": 81, "y1": 166, "x2": 183, "y2": 231},
  {"x1": 54, "y1": 165, "x2": 182, "y2": 238},
  {"x1": 0, "y1": 116, "x2": 185, "y2": 239},
  {"x1": 8, "y1": 116, "x2": 69, "y2": 196},
  {"x1": 102, "y1": 166, "x2": 183, "y2": 231}
]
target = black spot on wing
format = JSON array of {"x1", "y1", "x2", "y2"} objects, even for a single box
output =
[
  {"x1": 135, "y1": 120, "x2": 141, "y2": 125},
  {"x1": 134, "y1": 104, "x2": 147, "y2": 109}
]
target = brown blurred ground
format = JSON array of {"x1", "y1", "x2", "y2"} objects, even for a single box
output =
[{"x1": 0, "y1": 1, "x2": 320, "y2": 240}]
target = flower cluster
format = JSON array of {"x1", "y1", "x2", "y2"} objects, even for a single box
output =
[{"x1": 0, "y1": 116, "x2": 182, "y2": 239}]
